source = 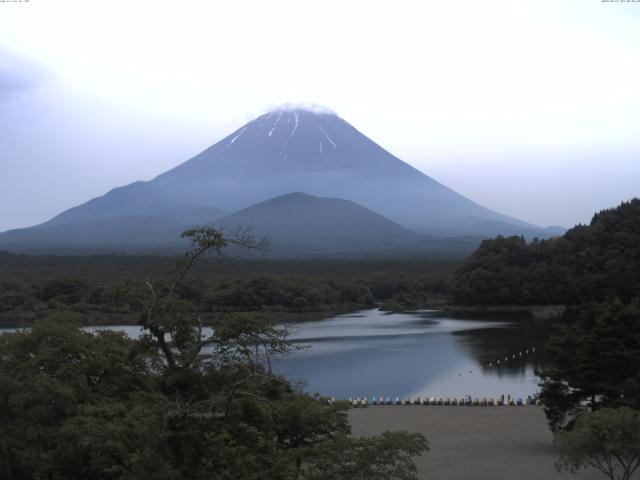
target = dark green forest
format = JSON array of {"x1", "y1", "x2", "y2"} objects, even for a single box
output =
[
  {"x1": 448, "y1": 199, "x2": 640, "y2": 433},
  {"x1": 2, "y1": 199, "x2": 640, "y2": 477},
  {"x1": 449, "y1": 199, "x2": 640, "y2": 306},
  {"x1": 0, "y1": 229, "x2": 429, "y2": 479},
  {"x1": 0, "y1": 254, "x2": 454, "y2": 327}
]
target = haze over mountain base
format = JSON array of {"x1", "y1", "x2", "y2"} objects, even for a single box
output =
[{"x1": 0, "y1": 105, "x2": 562, "y2": 257}]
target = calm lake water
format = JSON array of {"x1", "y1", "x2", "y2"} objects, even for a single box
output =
[
  {"x1": 0, "y1": 309, "x2": 551, "y2": 400},
  {"x1": 275, "y1": 309, "x2": 550, "y2": 399}
]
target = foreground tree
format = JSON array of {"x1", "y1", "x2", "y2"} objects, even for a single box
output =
[
  {"x1": 539, "y1": 298, "x2": 640, "y2": 430},
  {"x1": 555, "y1": 407, "x2": 640, "y2": 480},
  {"x1": 303, "y1": 431, "x2": 428, "y2": 480},
  {"x1": 0, "y1": 228, "x2": 428, "y2": 479},
  {"x1": 0, "y1": 315, "x2": 175, "y2": 479}
]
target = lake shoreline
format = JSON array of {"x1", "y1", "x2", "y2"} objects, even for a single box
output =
[
  {"x1": 443, "y1": 304, "x2": 566, "y2": 320},
  {"x1": 0, "y1": 303, "x2": 372, "y2": 329},
  {"x1": 1, "y1": 302, "x2": 569, "y2": 330},
  {"x1": 3, "y1": 309, "x2": 550, "y2": 400}
]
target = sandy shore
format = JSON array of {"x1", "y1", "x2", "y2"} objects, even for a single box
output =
[{"x1": 349, "y1": 406, "x2": 604, "y2": 480}]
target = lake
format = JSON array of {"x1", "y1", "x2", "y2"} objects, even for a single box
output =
[
  {"x1": 0, "y1": 308, "x2": 552, "y2": 400},
  {"x1": 275, "y1": 309, "x2": 550, "y2": 400}
]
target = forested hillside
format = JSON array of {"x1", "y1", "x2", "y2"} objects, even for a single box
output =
[
  {"x1": 447, "y1": 199, "x2": 640, "y2": 431},
  {"x1": 449, "y1": 199, "x2": 640, "y2": 306},
  {"x1": 0, "y1": 229, "x2": 428, "y2": 479},
  {"x1": 0, "y1": 255, "x2": 454, "y2": 326}
]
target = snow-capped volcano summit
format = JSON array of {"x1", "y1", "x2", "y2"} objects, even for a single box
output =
[
  {"x1": 267, "y1": 103, "x2": 336, "y2": 115},
  {"x1": 0, "y1": 106, "x2": 549, "y2": 253},
  {"x1": 158, "y1": 105, "x2": 418, "y2": 178},
  {"x1": 215, "y1": 106, "x2": 348, "y2": 168}
]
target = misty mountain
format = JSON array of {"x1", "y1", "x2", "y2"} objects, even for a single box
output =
[
  {"x1": 0, "y1": 216, "x2": 188, "y2": 253},
  {"x1": 41, "y1": 106, "x2": 545, "y2": 234},
  {"x1": 215, "y1": 192, "x2": 431, "y2": 257},
  {"x1": 0, "y1": 207, "x2": 226, "y2": 254},
  {"x1": 0, "y1": 105, "x2": 551, "y2": 254},
  {"x1": 0, "y1": 192, "x2": 480, "y2": 257}
]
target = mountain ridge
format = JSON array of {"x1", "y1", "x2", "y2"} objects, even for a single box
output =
[
  {"x1": 0, "y1": 192, "x2": 482, "y2": 258},
  {"x1": 0, "y1": 105, "x2": 555, "y2": 254},
  {"x1": 213, "y1": 192, "x2": 480, "y2": 258}
]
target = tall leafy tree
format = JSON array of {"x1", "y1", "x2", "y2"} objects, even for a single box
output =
[
  {"x1": 449, "y1": 198, "x2": 640, "y2": 307},
  {"x1": 0, "y1": 228, "x2": 428, "y2": 479},
  {"x1": 555, "y1": 407, "x2": 640, "y2": 480},
  {"x1": 540, "y1": 298, "x2": 640, "y2": 430}
]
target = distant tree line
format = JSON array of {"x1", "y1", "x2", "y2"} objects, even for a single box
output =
[
  {"x1": 447, "y1": 200, "x2": 640, "y2": 478},
  {"x1": 450, "y1": 198, "x2": 640, "y2": 473},
  {"x1": 449, "y1": 199, "x2": 640, "y2": 306},
  {"x1": 0, "y1": 228, "x2": 428, "y2": 479},
  {"x1": 0, "y1": 256, "x2": 455, "y2": 326}
]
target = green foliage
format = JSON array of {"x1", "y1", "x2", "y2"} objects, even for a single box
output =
[
  {"x1": 540, "y1": 298, "x2": 640, "y2": 430},
  {"x1": 449, "y1": 199, "x2": 640, "y2": 306},
  {"x1": 555, "y1": 407, "x2": 640, "y2": 480},
  {"x1": 0, "y1": 255, "x2": 455, "y2": 327},
  {"x1": 0, "y1": 228, "x2": 428, "y2": 479},
  {"x1": 447, "y1": 199, "x2": 640, "y2": 439},
  {"x1": 302, "y1": 431, "x2": 428, "y2": 480},
  {"x1": 0, "y1": 308, "x2": 384, "y2": 479},
  {"x1": 538, "y1": 378, "x2": 575, "y2": 432},
  {"x1": 39, "y1": 279, "x2": 90, "y2": 303},
  {"x1": 205, "y1": 276, "x2": 375, "y2": 313},
  {"x1": 0, "y1": 315, "x2": 171, "y2": 479}
]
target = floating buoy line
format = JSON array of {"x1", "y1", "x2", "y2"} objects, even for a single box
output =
[
  {"x1": 487, "y1": 347, "x2": 536, "y2": 368},
  {"x1": 320, "y1": 346, "x2": 542, "y2": 408}
]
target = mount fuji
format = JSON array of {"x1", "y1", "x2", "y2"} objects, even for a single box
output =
[{"x1": 0, "y1": 104, "x2": 551, "y2": 255}]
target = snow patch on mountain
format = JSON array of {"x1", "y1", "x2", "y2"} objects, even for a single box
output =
[
  {"x1": 267, "y1": 112, "x2": 283, "y2": 138},
  {"x1": 227, "y1": 125, "x2": 248, "y2": 146},
  {"x1": 281, "y1": 111, "x2": 299, "y2": 152},
  {"x1": 319, "y1": 125, "x2": 337, "y2": 149}
]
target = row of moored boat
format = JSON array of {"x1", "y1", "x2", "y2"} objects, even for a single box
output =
[{"x1": 327, "y1": 395, "x2": 541, "y2": 407}]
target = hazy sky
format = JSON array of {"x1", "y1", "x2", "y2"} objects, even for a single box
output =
[{"x1": 1, "y1": 0, "x2": 639, "y2": 232}]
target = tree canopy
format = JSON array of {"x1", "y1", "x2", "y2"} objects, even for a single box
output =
[
  {"x1": 555, "y1": 407, "x2": 640, "y2": 480},
  {"x1": 0, "y1": 228, "x2": 428, "y2": 479},
  {"x1": 539, "y1": 299, "x2": 640, "y2": 430},
  {"x1": 449, "y1": 199, "x2": 640, "y2": 306}
]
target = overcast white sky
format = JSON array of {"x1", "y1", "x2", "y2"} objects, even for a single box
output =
[{"x1": 1, "y1": 0, "x2": 639, "y2": 231}]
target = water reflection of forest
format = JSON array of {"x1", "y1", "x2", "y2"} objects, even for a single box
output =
[{"x1": 452, "y1": 319, "x2": 552, "y2": 377}]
